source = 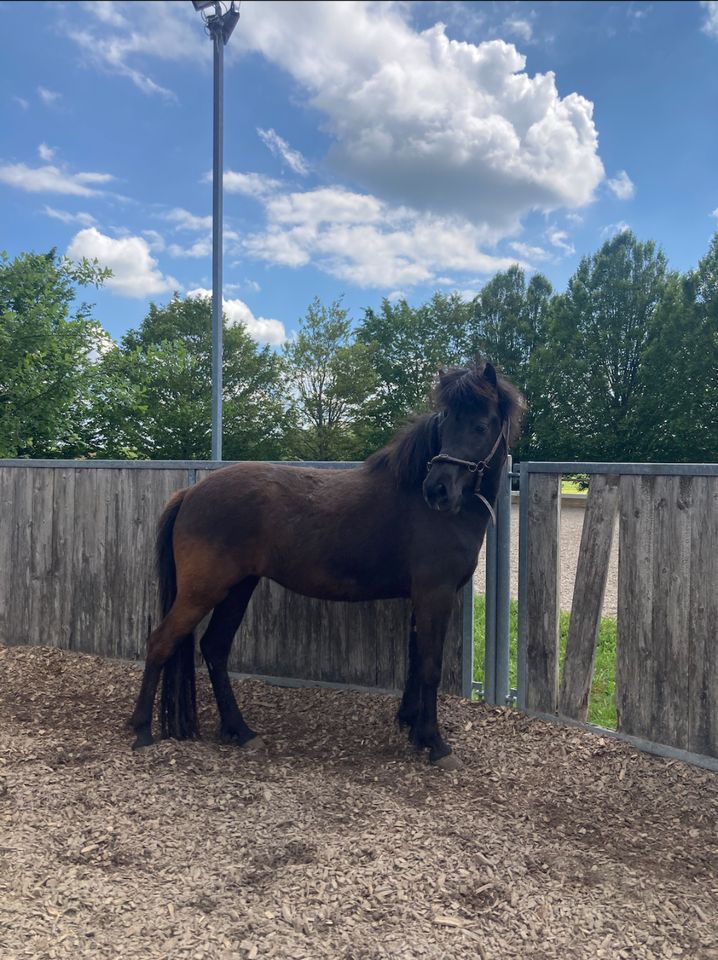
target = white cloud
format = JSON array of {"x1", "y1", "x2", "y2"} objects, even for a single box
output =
[
  {"x1": 711, "y1": 207, "x2": 718, "y2": 219},
  {"x1": 257, "y1": 128, "x2": 309, "y2": 176},
  {"x1": 236, "y1": 2, "x2": 604, "y2": 233},
  {"x1": 38, "y1": 86, "x2": 61, "y2": 106},
  {"x1": 65, "y1": 1, "x2": 205, "y2": 99},
  {"x1": 222, "y1": 170, "x2": 282, "y2": 198},
  {"x1": 244, "y1": 185, "x2": 520, "y2": 288},
  {"x1": 167, "y1": 237, "x2": 212, "y2": 259},
  {"x1": 546, "y1": 227, "x2": 575, "y2": 256},
  {"x1": 163, "y1": 207, "x2": 212, "y2": 231},
  {"x1": 142, "y1": 229, "x2": 166, "y2": 252},
  {"x1": 600, "y1": 221, "x2": 631, "y2": 239},
  {"x1": 13, "y1": 96, "x2": 29, "y2": 110},
  {"x1": 186, "y1": 288, "x2": 286, "y2": 345},
  {"x1": 67, "y1": 227, "x2": 179, "y2": 298},
  {"x1": 606, "y1": 170, "x2": 635, "y2": 200},
  {"x1": 502, "y1": 15, "x2": 533, "y2": 43},
  {"x1": 38, "y1": 143, "x2": 55, "y2": 162},
  {"x1": 510, "y1": 241, "x2": 551, "y2": 261},
  {"x1": 82, "y1": 0, "x2": 128, "y2": 27},
  {"x1": 701, "y1": 1, "x2": 718, "y2": 38},
  {"x1": 43, "y1": 206, "x2": 98, "y2": 227},
  {"x1": 0, "y1": 162, "x2": 114, "y2": 196}
]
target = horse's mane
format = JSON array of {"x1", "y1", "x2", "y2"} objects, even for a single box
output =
[{"x1": 365, "y1": 360, "x2": 526, "y2": 487}]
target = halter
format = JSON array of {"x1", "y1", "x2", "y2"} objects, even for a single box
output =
[{"x1": 426, "y1": 418, "x2": 510, "y2": 524}]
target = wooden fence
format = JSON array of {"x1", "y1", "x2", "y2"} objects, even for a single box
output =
[
  {"x1": 0, "y1": 461, "x2": 466, "y2": 695},
  {"x1": 518, "y1": 463, "x2": 718, "y2": 761}
]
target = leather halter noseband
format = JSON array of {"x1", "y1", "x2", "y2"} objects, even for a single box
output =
[{"x1": 426, "y1": 418, "x2": 510, "y2": 524}]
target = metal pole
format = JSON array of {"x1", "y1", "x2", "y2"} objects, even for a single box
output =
[
  {"x1": 495, "y1": 455, "x2": 512, "y2": 705},
  {"x1": 484, "y1": 515, "x2": 497, "y2": 704},
  {"x1": 461, "y1": 579, "x2": 474, "y2": 699},
  {"x1": 516, "y1": 459, "x2": 530, "y2": 710},
  {"x1": 211, "y1": 16, "x2": 224, "y2": 461}
]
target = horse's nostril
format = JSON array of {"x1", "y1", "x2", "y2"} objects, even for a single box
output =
[{"x1": 435, "y1": 482, "x2": 448, "y2": 500}]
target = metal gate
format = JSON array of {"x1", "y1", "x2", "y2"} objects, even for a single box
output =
[{"x1": 493, "y1": 460, "x2": 718, "y2": 771}]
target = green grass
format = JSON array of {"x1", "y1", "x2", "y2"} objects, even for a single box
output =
[
  {"x1": 561, "y1": 479, "x2": 587, "y2": 494},
  {"x1": 473, "y1": 595, "x2": 617, "y2": 729}
]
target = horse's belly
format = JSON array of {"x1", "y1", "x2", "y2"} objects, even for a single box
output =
[{"x1": 267, "y1": 562, "x2": 409, "y2": 603}]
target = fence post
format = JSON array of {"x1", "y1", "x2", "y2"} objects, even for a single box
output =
[
  {"x1": 484, "y1": 516, "x2": 497, "y2": 704},
  {"x1": 495, "y1": 455, "x2": 512, "y2": 706}
]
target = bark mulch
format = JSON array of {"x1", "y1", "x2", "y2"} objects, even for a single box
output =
[{"x1": 1, "y1": 642, "x2": 716, "y2": 960}]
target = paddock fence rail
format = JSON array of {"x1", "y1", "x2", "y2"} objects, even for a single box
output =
[{"x1": 0, "y1": 460, "x2": 470, "y2": 697}]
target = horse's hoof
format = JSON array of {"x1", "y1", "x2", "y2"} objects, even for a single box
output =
[
  {"x1": 432, "y1": 752, "x2": 462, "y2": 771},
  {"x1": 242, "y1": 735, "x2": 265, "y2": 752},
  {"x1": 131, "y1": 731, "x2": 154, "y2": 751}
]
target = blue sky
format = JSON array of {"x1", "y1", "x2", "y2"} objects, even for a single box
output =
[{"x1": 2, "y1": 0, "x2": 717, "y2": 345}]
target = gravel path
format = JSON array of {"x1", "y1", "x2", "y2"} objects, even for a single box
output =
[
  {"x1": 475, "y1": 502, "x2": 620, "y2": 619},
  {"x1": 2, "y1": 643, "x2": 717, "y2": 960}
]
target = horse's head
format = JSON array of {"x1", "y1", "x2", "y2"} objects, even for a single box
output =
[{"x1": 422, "y1": 360, "x2": 524, "y2": 514}]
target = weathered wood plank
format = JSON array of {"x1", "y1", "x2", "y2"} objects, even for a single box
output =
[
  {"x1": 559, "y1": 474, "x2": 619, "y2": 720},
  {"x1": 649, "y1": 475, "x2": 692, "y2": 749},
  {"x1": 688, "y1": 477, "x2": 718, "y2": 756},
  {"x1": 617, "y1": 475, "x2": 693, "y2": 749},
  {"x1": 617, "y1": 475, "x2": 655, "y2": 738},
  {"x1": 28, "y1": 467, "x2": 55, "y2": 647},
  {"x1": 0, "y1": 468, "x2": 28, "y2": 644},
  {"x1": 125, "y1": 469, "x2": 191, "y2": 660},
  {"x1": 50, "y1": 468, "x2": 76, "y2": 650},
  {"x1": 3, "y1": 469, "x2": 34, "y2": 645},
  {"x1": 525, "y1": 473, "x2": 561, "y2": 713}
]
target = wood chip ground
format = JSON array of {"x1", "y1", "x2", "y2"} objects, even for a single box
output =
[{"x1": 1, "y1": 643, "x2": 716, "y2": 960}]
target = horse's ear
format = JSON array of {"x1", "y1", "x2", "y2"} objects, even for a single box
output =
[{"x1": 483, "y1": 362, "x2": 498, "y2": 388}]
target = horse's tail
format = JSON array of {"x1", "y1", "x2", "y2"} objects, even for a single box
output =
[{"x1": 155, "y1": 489, "x2": 198, "y2": 741}]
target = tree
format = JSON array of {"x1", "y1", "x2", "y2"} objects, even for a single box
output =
[
  {"x1": 531, "y1": 232, "x2": 668, "y2": 461},
  {"x1": 92, "y1": 294, "x2": 289, "y2": 460},
  {"x1": 635, "y1": 235, "x2": 718, "y2": 461},
  {"x1": 469, "y1": 266, "x2": 551, "y2": 458},
  {"x1": 469, "y1": 266, "x2": 551, "y2": 382},
  {"x1": 282, "y1": 297, "x2": 375, "y2": 460},
  {"x1": 356, "y1": 292, "x2": 472, "y2": 451},
  {"x1": 0, "y1": 249, "x2": 109, "y2": 458}
]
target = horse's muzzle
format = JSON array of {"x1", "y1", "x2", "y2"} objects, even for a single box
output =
[{"x1": 423, "y1": 477, "x2": 461, "y2": 513}]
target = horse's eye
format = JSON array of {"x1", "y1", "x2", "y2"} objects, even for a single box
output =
[{"x1": 474, "y1": 424, "x2": 486, "y2": 434}]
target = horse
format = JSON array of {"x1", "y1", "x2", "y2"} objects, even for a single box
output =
[{"x1": 130, "y1": 359, "x2": 525, "y2": 769}]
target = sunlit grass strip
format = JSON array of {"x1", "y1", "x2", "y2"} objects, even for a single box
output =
[{"x1": 473, "y1": 595, "x2": 617, "y2": 729}]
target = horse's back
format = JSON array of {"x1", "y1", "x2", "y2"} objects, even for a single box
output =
[{"x1": 171, "y1": 461, "x2": 413, "y2": 599}]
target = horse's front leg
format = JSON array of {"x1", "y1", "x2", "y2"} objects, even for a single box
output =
[
  {"x1": 396, "y1": 613, "x2": 420, "y2": 731},
  {"x1": 408, "y1": 586, "x2": 461, "y2": 770}
]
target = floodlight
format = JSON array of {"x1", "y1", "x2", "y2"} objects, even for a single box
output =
[{"x1": 221, "y1": 6, "x2": 240, "y2": 43}]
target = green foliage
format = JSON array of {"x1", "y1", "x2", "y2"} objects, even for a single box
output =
[
  {"x1": 531, "y1": 231, "x2": 669, "y2": 461},
  {"x1": 3, "y1": 230, "x2": 717, "y2": 465},
  {"x1": 356, "y1": 292, "x2": 472, "y2": 451},
  {"x1": 92, "y1": 295, "x2": 289, "y2": 460},
  {"x1": 0, "y1": 249, "x2": 109, "y2": 458},
  {"x1": 282, "y1": 297, "x2": 376, "y2": 460},
  {"x1": 469, "y1": 265, "x2": 552, "y2": 458},
  {"x1": 473, "y1": 595, "x2": 617, "y2": 728}
]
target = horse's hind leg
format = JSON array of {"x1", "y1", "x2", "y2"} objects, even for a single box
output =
[
  {"x1": 200, "y1": 577, "x2": 260, "y2": 747},
  {"x1": 131, "y1": 595, "x2": 216, "y2": 749}
]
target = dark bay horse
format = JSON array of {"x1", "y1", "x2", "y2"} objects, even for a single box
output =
[{"x1": 130, "y1": 360, "x2": 525, "y2": 768}]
